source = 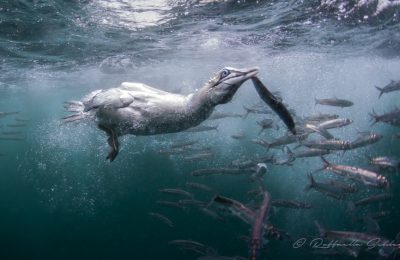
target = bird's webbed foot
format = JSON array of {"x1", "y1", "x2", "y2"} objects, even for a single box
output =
[
  {"x1": 98, "y1": 124, "x2": 120, "y2": 162},
  {"x1": 106, "y1": 132, "x2": 119, "y2": 162}
]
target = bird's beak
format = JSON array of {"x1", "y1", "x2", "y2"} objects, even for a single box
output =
[
  {"x1": 221, "y1": 67, "x2": 259, "y2": 86},
  {"x1": 239, "y1": 67, "x2": 260, "y2": 79}
]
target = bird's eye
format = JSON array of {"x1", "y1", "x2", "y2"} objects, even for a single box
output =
[{"x1": 220, "y1": 69, "x2": 230, "y2": 78}]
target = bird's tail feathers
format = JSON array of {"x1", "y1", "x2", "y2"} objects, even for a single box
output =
[{"x1": 62, "y1": 101, "x2": 88, "y2": 123}]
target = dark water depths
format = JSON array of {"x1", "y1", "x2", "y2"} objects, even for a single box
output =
[{"x1": 0, "y1": 0, "x2": 400, "y2": 259}]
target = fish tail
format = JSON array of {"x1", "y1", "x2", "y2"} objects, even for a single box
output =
[
  {"x1": 214, "y1": 124, "x2": 219, "y2": 132},
  {"x1": 365, "y1": 154, "x2": 372, "y2": 163},
  {"x1": 320, "y1": 156, "x2": 330, "y2": 168},
  {"x1": 320, "y1": 127, "x2": 334, "y2": 140},
  {"x1": 375, "y1": 86, "x2": 384, "y2": 98},
  {"x1": 368, "y1": 109, "x2": 379, "y2": 126},
  {"x1": 206, "y1": 194, "x2": 218, "y2": 208},
  {"x1": 242, "y1": 106, "x2": 250, "y2": 119},
  {"x1": 314, "y1": 98, "x2": 319, "y2": 106},
  {"x1": 286, "y1": 146, "x2": 293, "y2": 156},
  {"x1": 314, "y1": 221, "x2": 327, "y2": 238},
  {"x1": 285, "y1": 146, "x2": 295, "y2": 162},
  {"x1": 213, "y1": 195, "x2": 228, "y2": 205},
  {"x1": 264, "y1": 143, "x2": 271, "y2": 152},
  {"x1": 292, "y1": 143, "x2": 302, "y2": 150},
  {"x1": 258, "y1": 138, "x2": 271, "y2": 151},
  {"x1": 311, "y1": 163, "x2": 327, "y2": 174},
  {"x1": 304, "y1": 174, "x2": 315, "y2": 191}
]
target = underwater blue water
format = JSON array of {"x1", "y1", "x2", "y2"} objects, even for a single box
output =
[{"x1": 0, "y1": 0, "x2": 400, "y2": 259}]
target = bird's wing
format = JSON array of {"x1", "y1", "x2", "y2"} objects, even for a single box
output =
[
  {"x1": 120, "y1": 82, "x2": 171, "y2": 95},
  {"x1": 83, "y1": 88, "x2": 135, "y2": 111}
]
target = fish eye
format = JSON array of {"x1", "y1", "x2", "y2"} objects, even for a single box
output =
[{"x1": 220, "y1": 69, "x2": 230, "y2": 78}]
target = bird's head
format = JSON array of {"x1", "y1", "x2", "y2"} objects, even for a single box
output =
[{"x1": 205, "y1": 67, "x2": 259, "y2": 105}]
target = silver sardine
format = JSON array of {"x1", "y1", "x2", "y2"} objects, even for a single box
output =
[
  {"x1": 257, "y1": 118, "x2": 275, "y2": 135},
  {"x1": 185, "y1": 182, "x2": 214, "y2": 193},
  {"x1": 305, "y1": 113, "x2": 339, "y2": 123},
  {"x1": 369, "y1": 156, "x2": 400, "y2": 170},
  {"x1": 0, "y1": 111, "x2": 19, "y2": 117},
  {"x1": 315, "y1": 222, "x2": 397, "y2": 257},
  {"x1": 208, "y1": 111, "x2": 243, "y2": 120},
  {"x1": 148, "y1": 212, "x2": 174, "y2": 227},
  {"x1": 305, "y1": 123, "x2": 334, "y2": 139},
  {"x1": 191, "y1": 167, "x2": 251, "y2": 177},
  {"x1": 375, "y1": 80, "x2": 400, "y2": 98},
  {"x1": 305, "y1": 174, "x2": 345, "y2": 199},
  {"x1": 243, "y1": 105, "x2": 272, "y2": 118},
  {"x1": 317, "y1": 118, "x2": 353, "y2": 129},
  {"x1": 170, "y1": 140, "x2": 198, "y2": 149},
  {"x1": 302, "y1": 139, "x2": 352, "y2": 150},
  {"x1": 294, "y1": 148, "x2": 330, "y2": 158},
  {"x1": 351, "y1": 132, "x2": 382, "y2": 149},
  {"x1": 272, "y1": 199, "x2": 312, "y2": 209},
  {"x1": 315, "y1": 97, "x2": 354, "y2": 107},
  {"x1": 185, "y1": 125, "x2": 219, "y2": 133},
  {"x1": 183, "y1": 152, "x2": 214, "y2": 162},
  {"x1": 321, "y1": 157, "x2": 388, "y2": 188},
  {"x1": 353, "y1": 193, "x2": 392, "y2": 206},
  {"x1": 159, "y1": 188, "x2": 193, "y2": 198},
  {"x1": 213, "y1": 195, "x2": 256, "y2": 224},
  {"x1": 370, "y1": 108, "x2": 400, "y2": 127}
]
